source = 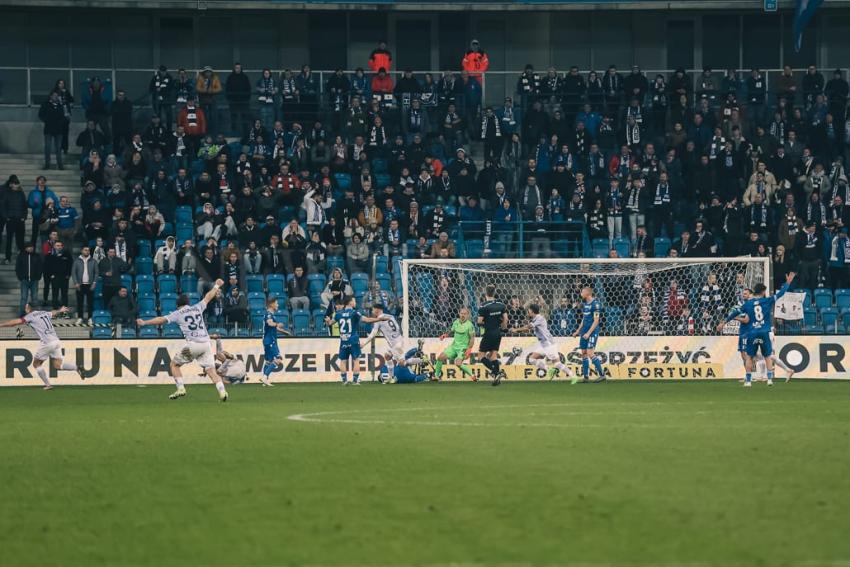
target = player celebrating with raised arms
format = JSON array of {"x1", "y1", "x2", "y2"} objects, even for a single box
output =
[
  {"x1": 477, "y1": 284, "x2": 508, "y2": 386},
  {"x1": 260, "y1": 297, "x2": 288, "y2": 387},
  {"x1": 738, "y1": 272, "x2": 796, "y2": 387},
  {"x1": 511, "y1": 304, "x2": 573, "y2": 380},
  {"x1": 571, "y1": 286, "x2": 605, "y2": 384},
  {"x1": 361, "y1": 303, "x2": 426, "y2": 384},
  {"x1": 137, "y1": 278, "x2": 229, "y2": 401},
  {"x1": 334, "y1": 296, "x2": 363, "y2": 385},
  {"x1": 434, "y1": 307, "x2": 476, "y2": 381},
  {"x1": 0, "y1": 304, "x2": 84, "y2": 389}
]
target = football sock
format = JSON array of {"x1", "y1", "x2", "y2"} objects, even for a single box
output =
[
  {"x1": 555, "y1": 362, "x2": 569, "y2": 373},
  {"x1": 174, "y1": 378, "x2": 184, "y2": 388},
  {"x1": 459, "y1": 364, "x2": 473, "y2": 376},
  {"x1": 406, "y1": 357, "x2": 423, "y2": 365},
  {"x1": 215, "y1": 381, "x2": 226, "y2": 393},
  {"x1": 772, "y1": 356, "x2": 791, "y2": 372},
  {"x1": 492, "y1": 359, "x2": 501, "y2": 375},
  {"x1": 582, "y1": 358, "x2": 590, "y2": 378},
  {"x1": 36, "y1": 367, "x2": 50, "y2": 387},
  {"x1": 434, "y1": 360, "x2": 443, "y2": 377},
  {"x1": 353, "y1": 373, "x2": 360, "y2": 383},
  {"x1": 767, "y1": 370, "x2": 775, "y2": 381},
  {"x1": 534, "y1": 359, "x2": 547, "y2": 371},
  {"x1": 481, "y1": 358, "x2": 495, "y2": 373},
  {"x1": 60, "y1": 361, "x2": 76, "y2": 371},
  {"x1": 592, "y1": 356, "x2": 604, "y2": 377},
  {"x1": 385, "y1": 359, "x2": 396, "y2": 376},
  {"x1": 745, "y1": 372, "x2": 752, "y2": 384},
  {"x1": 756, "y1": 359, "x2": 767, "y2": 377},
  {"x1": 340, "y1": 372, "x2": 347, "y2": 382},
  {"x1": 263, "y1": 362, "x2": 274, "y2": 377}
]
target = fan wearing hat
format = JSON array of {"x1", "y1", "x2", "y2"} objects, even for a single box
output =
[{"x1": 196, "y1": 66, "x2": 222, "y2": 133}]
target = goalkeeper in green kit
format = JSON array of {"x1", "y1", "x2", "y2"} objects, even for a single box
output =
[{"x1": 434, "y1": 307, "x2": 477, "y2": 381}]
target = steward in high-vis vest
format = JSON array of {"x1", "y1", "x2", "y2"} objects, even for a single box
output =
[{"x1": 461, "y1": 39, "x2": 489, "y2": 83}]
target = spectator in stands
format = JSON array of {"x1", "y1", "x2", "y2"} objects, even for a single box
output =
[
  {"x1": 223, "y1": 285, "x2": 248, "y2": 325},
  {"x1": 76, "y1": 120, "x2": 107, "y2": 160},
  {"x1": 149, "y1": 66, "x2": 174, "y2": 130},
  {"x1": 828, "y1": 225, "x2": 850, "y2": 290},
  {"x1": 44, "y1": 240, "x2": 72, "y2": 311},
  {"x1": 287, "y1": 265, "x2": 310, "y2": 311},
  {"x1": 154, "y1": 236, "x2": 178, "y2": 274},
  {"x1": 98, "y1": 247, "x2": 129, "y2": 308},
  {"x1": 72, "y1": 245, "x2": 97, "y2": 325},
  {"x1": 28, "y1": 177, "x2": 58, "y2": 243},
  {"x1": 108, "y1": 287, "x2": 137, "y2": 327},
  {"x1": 39, "y1": 91, "x2": 66, "y2": 171},
  {"x1": 196, "y1": 66, "x2": 222, "y2": 134},
  {"x1": 197, "y1": 245, "x2": 222, "y2": 295},
  {"x1": 16, "y1": 242, "x2": 41, "y2": 315},
  {"x1": 368, "y1": 40, "x2": 392, "y2": 73},
  {"x1": 82, "y1": 76, "x2": 112, "y2": 139},
  {"x1": 3, "y1": 176, "x2": 27, "y2": 264},
  {"x1": 226, "y1": 62, "x2": 252, "y2": 136},
  {"x1": 346, "y1": 232, "x2": 369, "y2": 275}
]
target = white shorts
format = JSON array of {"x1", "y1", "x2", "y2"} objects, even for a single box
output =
[
  {"x1": 532, "y1": 343, "x2": 560, "y2": 361},
  {"x1": 172, "y1": 341, "x2": 215, "y2": 369},
  {"x1": 385, "y1": 343, "x2": 405, "y2": 363},
  {"x1": 34, "y1": 340, "x2": 63, "y2": 361}
]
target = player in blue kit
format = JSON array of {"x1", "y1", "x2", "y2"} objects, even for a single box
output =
[
  {"x1": 718, "y1": 288, "x2": 754, "y2": 379},
  {"x1": 260, "y1": 297, "x2": 288, "y2": 387},
  {"x1": 390, "y1": 341, "x2": 432, "y2": 384},
  {"x1": 738, "y1": 272, "x2": 795, "y2": 387},
  {"x1": 333, "y1": 296, "x2": 362, "y2": 385},
  {"x1": 571, "y1": 286, "x2": 605, "y2": 384}
]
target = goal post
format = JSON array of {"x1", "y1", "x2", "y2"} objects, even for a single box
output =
[{"x1": 401, "y1": 257, "x2": 771, "y2": 341}]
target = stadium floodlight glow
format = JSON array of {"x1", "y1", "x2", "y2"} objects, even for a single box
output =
[{"x1": 401, "y1": 257, "x2": 771, "y2": 340}]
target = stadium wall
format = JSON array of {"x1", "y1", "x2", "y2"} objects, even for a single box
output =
[{"x1": 1, "y1": 336, "x2": 847, "y2": 386}]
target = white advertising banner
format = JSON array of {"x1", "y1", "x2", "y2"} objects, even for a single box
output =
[{"x1": 0, "y1": 335, "x2": 847, "y2": 386}]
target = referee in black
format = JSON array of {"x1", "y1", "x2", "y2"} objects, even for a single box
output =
[{"x1": 477, "y1": 284, "x2": 508, "y2": 386}]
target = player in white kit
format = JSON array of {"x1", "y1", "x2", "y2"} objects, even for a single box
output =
[
  {"x1": 209, "y1": 334, "x2": 247, "y2": 384},
  {"x1": 136, "y1": 278, "x2": 229, "y2": 401},
  {"x1": 0, "y1": 304, "x2": 85, "y2": 389},
  {"x1": 361, "y1": 304, "x2": 425, "y2": 382},
  {"x1": 510, "y1": 304, "x2": 573, "y2": 380}
]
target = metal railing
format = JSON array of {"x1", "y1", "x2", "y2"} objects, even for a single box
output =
[{"x1": 1, "y1": 66, "x2": 834, "y2": 111}]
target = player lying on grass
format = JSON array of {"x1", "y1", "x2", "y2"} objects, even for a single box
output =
[
  {"x1": 382, "y1": 340, "x2": 433, "y2": 384},
  {"x1": 0, "y1": 304, "x2": 84, "y2": 389},
  {"x1": 571, "y1": 286, "x2": 605, "y2": 384},
  {"x1": 477, "y1": 284, "x2": 508, "y2": 386},
  {"x1": 737, "y1": 272, "x2": 795, "y2": 387},
  {"x1": 511, "y1": 304, "x2": 573, "y2": 380},
  {"x1": 434, "y1": 307, "x2": 476, "y2": 381},
  {"x1": 260, "y1": 297, "x2": 290, "y2": 387},
  {"x1": 333, "y1": 296, "x2": 362, "y2": 385},
  {"x1": 361, "y1": 304, "x2": 427, "y2": 384},
  {"x1": 137, "y1": 278, "x2": 229, "y2": 401},
  {"x1": 207, "y1": 334, "x2": 248, "y2": 384}
]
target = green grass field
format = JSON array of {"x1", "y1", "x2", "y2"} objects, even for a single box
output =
[{"x1": 1, "y1": 381, "x2": 848, "y2": 567}]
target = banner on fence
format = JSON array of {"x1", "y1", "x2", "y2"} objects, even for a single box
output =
[{"x1": 0, "y1": 335, "x2": 847, "y2": 386}]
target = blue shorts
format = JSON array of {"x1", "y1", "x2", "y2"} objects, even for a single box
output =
[
  {"x1": 263, "y1": 341, "x2": 281, "y2": 361},
  {"x1": 339, "y1": 342, "x2": 362, "y2": 361},
  {"x1": 745, "y1": 332, "x2": 773, "y2": 357},
  {"x1": 737, "y1": 335, "x2": 746, "y2": 353},
  {"x1": 579, "y1": 332, "x2": 599, "y2": 350}
]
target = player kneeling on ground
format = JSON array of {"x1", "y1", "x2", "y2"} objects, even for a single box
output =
[
  {"x1": 511, "y1": 304, "x2": 572, "y2": 380},
  {"x1": 137, "y1": 278, "x2": 229, "y2": 401},
  {"x1": 435, "y1": 307, "x2": 476, "y2": 381},
  {"x1": 0, "y1": 305, "x2": 84, "y2": 389},
  {"x1": 361, "y1": 304, "x2": 429, "y2": 383}
]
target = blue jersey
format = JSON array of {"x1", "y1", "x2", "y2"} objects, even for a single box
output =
[
  {"x1": 579, "y1": 298, "x2": 602, "y2": 334},
  {"x1": 741, "y1": 283, "x2": 790, "y2": 336},
  {"x1": 725, "y1": 305, "x2": 753, "y2": 352},
  {"x1": 334, "y1": 308, "x2": 361, "y2": 345},
  {"x1": 263, "y1": 310, "x2": 279, "y2": 344}
]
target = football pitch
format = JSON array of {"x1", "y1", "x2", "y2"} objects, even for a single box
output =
[{"x1": 1, "y1": 380, "x2": 848, "y2": 567}]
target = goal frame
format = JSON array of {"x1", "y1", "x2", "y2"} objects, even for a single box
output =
[{"x1": 401, "y1": 257, "x2": 772, "y2": 339}]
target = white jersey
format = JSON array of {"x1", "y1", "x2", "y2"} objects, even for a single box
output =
[
  {"x1": 218, "y1": 358, "x2": 246, "y2": 380},
  {"x1": 530, "y1": 314, "x2": 554, "y2": 347},
  {"x1": 24, "y1": 310, "x2": 60, "y2": 344},
  {"x1": 165, "y1": 300, "x2": 210, "y2": 343},
  {"x1": 370, "y1": 314, "x2": 403, "y2": 348}
]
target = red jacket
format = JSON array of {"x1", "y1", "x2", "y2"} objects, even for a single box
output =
[
  {"x1": 368, "y1": 49, "x2": 392, "y2": 73},
  {"x1": 177, "y1": 105, "x2": 207, "y2": 137},
  {"x1": 371, "y1": 74, "x2": 394, "y2": 94},
  {"x1": 462, "y1": 50, "x2": 489, "y2": 79}
]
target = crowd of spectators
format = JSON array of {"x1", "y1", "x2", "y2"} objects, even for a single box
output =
[{"x1": 3, "y1": 44, "x2": 850, "y2": 334}]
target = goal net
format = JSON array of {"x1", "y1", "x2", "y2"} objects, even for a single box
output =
[{"x1": 402, "y1": 258, "x2": 770, "y2": 340}]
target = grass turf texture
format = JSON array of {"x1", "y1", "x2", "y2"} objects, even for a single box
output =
[{"x1": 1, "y1": 381, "x2": 848, "y2": 567}]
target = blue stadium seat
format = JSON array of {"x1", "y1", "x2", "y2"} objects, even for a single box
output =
[
  {"x1": 275, "y1": 309, "x2": 291, "y2": 330},
  {"x1": 139, "y1": 309, "x2": 157, "y2": 319},
  {"x1": 465, "y1": 240, "x2": 485, "y2": 258},
  {"x1": 653, "y1": 237, "x2": 671, "y2": 258},
  {"x1": 613, "y1": 237, "x2": 631, "y2": 259},
  {"x1": 267, "y1": 274, "x2": 286, "y2": 296},
  {"x1": 137, "y1": 240, "x2": 152, "y2": 258},
  {"x1": 292, "y1": 309, "x2": 311, "y2": 335},
  {"x1": 135, "y1": 257, "x2": 153, "y2": 276},
  {"x1": 138, "y1": 294, "x2": 156, "y2": 313},
  {"x1": 251, "y1": 313, "x2": 265, "y2": 336},
  {"x1": 121, "y1": 274, "x2": 133, "y2": 291},
  {"x1": 180, "y1": 273, "x2": 198, "y2": 294},
  {"x1": 375, "y1": 173, "x2": 391, "y2": 190},
  {"x1": 821, "y1": 307, "x2": 839, "y2": 328},
  {"x1": 591, "y1": 238, "x2": 608, "y2": 258},
  {"x1": 836, "y1": 289, "x2": 850, "y2": 310},
  {"x1": 245, "y1": 274, "x2": 265, "y2": 294},
  {"x1": 92, "y1": 311, "x2": 111, "y2": 326},
  {"x1": 351, "y1": 272, "x2": 370, "y2": 296},
  {"x1": 334, "y1": 173, "x2": 351, "y2": 191},
  {"x1": 136, "y1": 274, "x2": 154, "y2": 295},
  {"x1": 186, "y1": 292, "x2": 201, "y2": 304},
  {"x1": 372, "y1": 158, "x2": 388, "y2": 174},
  {"x1": 374, "y1": 255, "x2": 389, "y2": 275},
  {"x1": 307, "y1": 273, "x2": 327, "y2": 295},
  {"x1": 803, "y1": 307, "x2": 817, "y2": 327},
  {"x1": 120, "y1": 328, "x2": 136, "y2": 338},
  {"x1": 208, "y1": 326, "x2": 228, "y2": 337},
  {"x1": 160, "y1": 222, "x2": 174, "y2": 238},
  {"x1": 175, "y1": 206, "x2": 193, "y2": 224},
  {"x1": 158, "y1": 274, "x2": 177, "y2": 294},
  {"x1": 312, "y1": 309, "x2": 328, "y2": 334},
  {"x1": 176, "y1": 223, "x2": 194, "y2": 244},
  {"x1": 814, "y1": 288, "x2": 833, "y2": 309},
  {"x1": 247, "y1": 292, "x2": 266, "y2": 312},
  {"x1": 139, "y1": 326, "x2": 160, "y2": 338},
  {"x1": 842, "y1": 308, "x2": 850, "y2": 329},
  {"x1": 92, "y1": 327, "x2": 112, "y2": 339},
  {"x1": 163, "y1": 323, "x2": 182, "y2": 338},
  {"x1": 160, "y1": 292, "x2": 178, "y2": 314},
  {"x1": 326, "y1": 256, "x2": 345, "y2": 275},
  {"x1": 803, "y1": 323, "x2": 823, "y2": 335},
  {"x1": 376, "y1": 273, "x2": 392, "y2": 292}
]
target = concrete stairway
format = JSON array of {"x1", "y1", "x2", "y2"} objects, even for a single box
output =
[{"x1": 0, "y1": 153, "x2": 83, "y2": 323}]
